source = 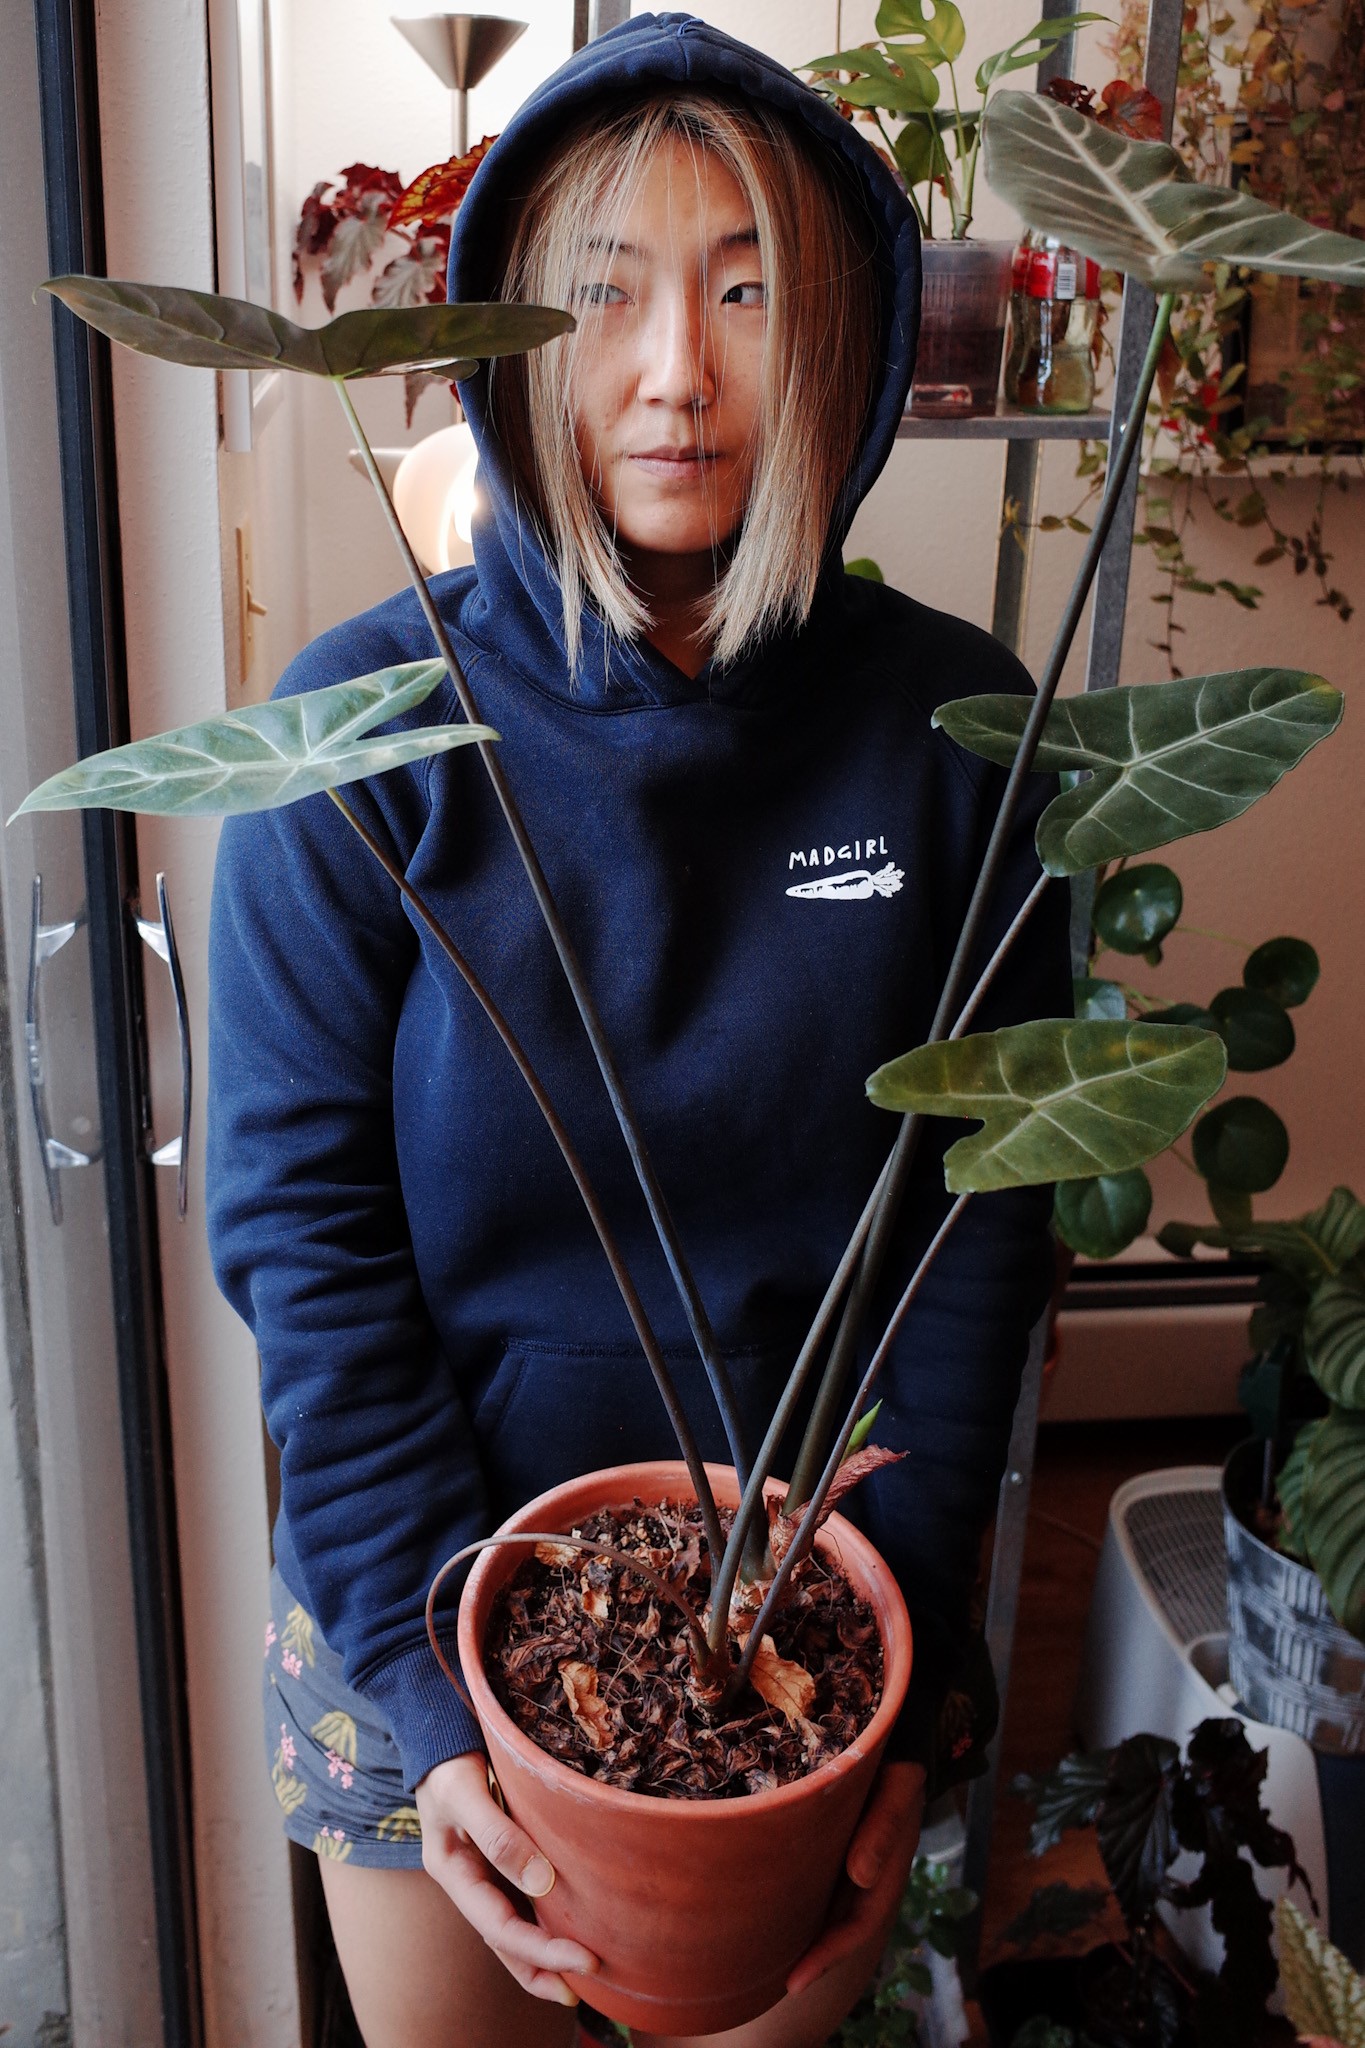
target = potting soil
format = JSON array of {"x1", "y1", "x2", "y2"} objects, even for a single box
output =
[{"x1": 484, "y1": 1497, "x2": 883, "y2": 1798}]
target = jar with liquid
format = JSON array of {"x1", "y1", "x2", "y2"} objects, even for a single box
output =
[{"x1": 1003, "y1": 233, "x2": 1102, "y2": 413}]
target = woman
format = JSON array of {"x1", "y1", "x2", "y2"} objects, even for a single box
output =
[{"x1": 209, "y1": 16, "x2": 1070, "y2": 2048}]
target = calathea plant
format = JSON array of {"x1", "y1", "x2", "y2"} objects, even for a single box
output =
[
  {"x1": 17, "y1": 94, "x2": 1363, "y2": 1732},
  {"x1": 1013, "y1": 1717, "x2": 1314, "y2": 2048},
  {"x1": 1159, "y1": 1185, "x2": 1365, "y2": 1640}
]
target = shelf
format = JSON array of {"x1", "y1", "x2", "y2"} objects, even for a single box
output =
[{"x1": 897, "y1": 406, "x2": 1112, "y2": 440}]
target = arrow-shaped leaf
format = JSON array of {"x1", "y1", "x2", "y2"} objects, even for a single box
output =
[
  {"x1": 933, "y1": 669, "x2": 1342, "y2": 876},
  {"x1": 866, "y1": 1019, "x2": 1227, "y2": 1193},
  {"x1": 981, "y1": 91, "x2": 1365, "y2": 290},
  {"x1": 11, "y1": 661, "x2": 495, "y2": 820},
  {"x1": 40, "y1": 277, "x2": 573, "y2": 378},
  {"x1": 1300, "y1": 1405, "x2": 1365, "y2": 1640}
]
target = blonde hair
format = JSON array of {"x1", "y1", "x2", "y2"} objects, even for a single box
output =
[{"x1": 490, "y1": 91, "x2": 879, "y2": 674}]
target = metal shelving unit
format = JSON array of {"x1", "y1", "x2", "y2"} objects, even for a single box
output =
[{"x1": 944, "y1": 0, "x2": 1187, "y2": 1979}]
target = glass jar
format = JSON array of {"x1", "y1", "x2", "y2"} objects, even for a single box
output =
[{"x1": 1003, "y1": 233, "x2": 1101, "y2": 414}]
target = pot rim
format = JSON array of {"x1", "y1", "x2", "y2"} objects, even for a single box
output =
[
  {"x1": 455, "y1": 1459, "x2": 913, "y2": 1824},
  {"x1": 1222, "y1": 1434, "x2": 1307, "y2": 1569}
]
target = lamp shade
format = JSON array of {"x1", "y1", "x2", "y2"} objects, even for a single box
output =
[
  {"x1": 391, "y1": 15, "x2": 528, "y2": 92},
  {"x1": 392, "y1": 423, "x2": 480, "y2": 574}
]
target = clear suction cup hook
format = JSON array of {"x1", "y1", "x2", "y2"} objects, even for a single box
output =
[{"x1": 390, "y1": 15, "x2": 528, "y2": 155}]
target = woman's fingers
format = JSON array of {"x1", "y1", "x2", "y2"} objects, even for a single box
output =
[
  {"x1": 845, "y1": 1759, "x2": 926, "y2": 1890},
  {"x1": 439, "y1": 1836, "x2": 599, "y2": 1978}
]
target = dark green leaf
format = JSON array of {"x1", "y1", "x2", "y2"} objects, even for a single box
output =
[
  {"x1": 1300, "y1": 1404, "x2": 1365, "y2": 1638},
  {"x1": 975, "y1": 16, "x2": 1108, "y2": 93},
  {"x1": 1244, "y1": 936, "x2": 1320, "y2": 1008},
  {"x1": 10, "y1": 661, "x2": 495, "y2": 818},
  {"x1": 803, "y1": 45, "x2": 940, "y2": 110},
  {"x1": 1054, "y1": 1169, "x2": 1153, "y2": 1258},
  {"x1": 999, "y1": 1882, "x2": 1110, "y2": 1953},
  {"x1": 931, "y1": 671, "x2": 1343, "y2": 875},
  {"x1": 980, "y1": 92, "x2": 1365, "y2": 290},
  {"x1": 1238, "y1": 1346, "x2": 1291, "y2": 1442},
  {"x1": 867, "y1": 1020, "x2": 1226, "y2": 1193},
  {"x1": 41, "y1": 276, "x2": 572, "y2": 379},
  {"x1": 1192, "y1": 1097, "x2": 1289, "y2": 1194},
  {"x1": 1210, "y1": 1182, "x2": 1255, "y2": 1230},
  {"x1": 844, "y1": 556, "x2": 885, "y2": 583},
  {"x1": 1150, "y1": 1002, "x2": 1218, "y2": 1030},
  {"x1": 1095, "y1": 1733, "x2": 1180, "y2": 1925},
  {"x1": 1304, "y1": 1271, "x2": 1365, "y2": 1409},
  {"x1": 1013, "y1": 1749, "x2": 1114, "y2": 1856},
  {"x1": 1074, "y1": 976, "x2": 1127, "y2": 1020},
  {"x1": 1092, "y1": 865, "x2": 1182, "y2": 954},
  {"x1": 1209, "y1": 986, "x2": 1296, "y2": 1071}
]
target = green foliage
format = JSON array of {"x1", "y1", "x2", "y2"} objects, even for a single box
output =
[
  {"x1": 998, "y1": 1881, "x2": 1109, "y2": 1953},
  {"x1": 980, "y1": 91, "x2": 1365, "y2": 289},
  {"x1": 843, "y1": 1401, "x2": 883, "y2": 1459},
  {"x1": 1244, "y1": 937, "x2": 1319, "y2": 1010},
  {"x1": 1208, "y1": 987, "x2": 1295, "y2": 1072},
  {"x1": 833, "y1": 1853, "x2": 977, "y2": 2047},
  {"x1": 1303, "y1": 1271, "x2": 1365, "y2": 1408},
  {"x1": 11, "y1": 662, "x2": 493, "y2": 820},
  {"x1": 1092, "y1": 865, "x2": 1183, "y2": 956},
  {"x1": 40, "y1": 277, "x2": 571, "y2": 378},
  {"x1": 1277, "y1": 1895, "x2": 1365, "y2": 2047},
  {"x1": 844, "y1": 556, "x2": 886, "y2": 583},
  {"x1": 1298, "y1": 1405, "x2": 1365, "y2": 1636},
  {"x1": 1073, "y1": 977, "x2": 1126, "y2": 1021},
  {"x1": 866, "y1": 1019, "x2": 1226, "y2": 1194},
  {"x1": 1010, "y1": 2022, "x2": 1102, "y2": 2048},
  {"x1": 1275, "y1": 1420, "x2": 1320, "y2": 1560},
  {"x1": 1054, "y1": 1169, "x2": 1153, "y2": 1258},
  {"x1": 1159, "y1": 1186, "x2": 1365, "y2": 1283},
  {"x1": 1191, "y1": 1095, "x2": 1289, "y2": 1194},
  {"x1": 931, "y1": 671, "x2": 1343, "y2": 877}
]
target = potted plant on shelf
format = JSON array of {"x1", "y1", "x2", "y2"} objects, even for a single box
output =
[
  {"x1": 17, "y1": 88, "x2": 1365, "y2": 2033},
  {"x1": 801, "y1": 2, "x2": 1106, "y2": 415}
]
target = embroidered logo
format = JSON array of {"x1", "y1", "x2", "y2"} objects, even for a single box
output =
[{"x1": 786, "y1": 837, "x2": 903, "y2": 902}]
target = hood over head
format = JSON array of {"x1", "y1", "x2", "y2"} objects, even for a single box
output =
[{"x1": 446, "y1": 12, "x2": 920, "y2": 706}]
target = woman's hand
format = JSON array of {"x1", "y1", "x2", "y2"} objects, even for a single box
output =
[
  {"x1": 415, "y1": 1753, "x2": 601, "y2": 2006},
  {"x1": 784, "y1": 1759, "x2": 927, "y2": 1999}
]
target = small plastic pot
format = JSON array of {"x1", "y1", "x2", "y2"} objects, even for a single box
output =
[
  {"x1": 455, "y1": 1460, "x2": 913, "y2": 2036},
  {"x1": 911, "y1": 239, "x2": 1014, "y2": 418}
]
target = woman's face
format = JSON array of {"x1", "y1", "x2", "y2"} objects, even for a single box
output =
[{"x1": 570, "y1": 139, "x2": 766, "y2": 563}]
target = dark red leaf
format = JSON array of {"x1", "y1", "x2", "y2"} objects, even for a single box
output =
[
  {"x1": 390, "y1": 138, "x2": 495, "y2": 231},
  {"x1": 1096, "y1": 81, "x2": 1165, "y2": 141},
  {"x1": 1043, "y1": 78, "x2": 1096, "y2": 115}
]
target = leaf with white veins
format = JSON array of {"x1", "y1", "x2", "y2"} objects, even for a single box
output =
[
  {"x1": 981, "y1": 92, "x2": 1365, "y2": 290},
  {"x1": 11, "y1": 661, "x2": 495, "y2": 820},
  {"x1": 867, "y1": 1020, "x2": 1227, "y2": 1193},
  {"x1": 933, "y1": 670, "x2": 1342, "y2": 875}
]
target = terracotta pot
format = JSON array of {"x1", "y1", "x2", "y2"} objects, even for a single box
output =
[{"x1": 456, "y1": 1460, "x2": 913, "y2": 2036}]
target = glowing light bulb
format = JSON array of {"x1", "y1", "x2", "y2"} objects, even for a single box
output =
[{"x1": 392, "y1": 422, "x2": 479, "y2": 574}]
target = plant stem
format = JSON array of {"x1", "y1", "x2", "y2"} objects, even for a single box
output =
[
  {"x1": 334, "y1": 378, "x2": 751, "y2": 1488},
  {"x1": 727, "y1": 1193, "x2": 972, "y2": 1705},
  {"x1": 948, "y1": 67, "x2": 969, "y2": 236},
  {"x1": 704, "y1": 1159, "x2": 892, "y2": 1649},
  {"x1": 324, "y1": 787, "x2": 727, "y2": 1576},
  {"x1": 948, "y1": 871, "x2": 1052, "y2": 1040},
  {"x1": 782, "y1": 292, "x2": 1177, "y2": 1513}
]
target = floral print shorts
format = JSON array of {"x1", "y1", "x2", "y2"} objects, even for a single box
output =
[{"x1": 263, "y1": 1566, "x2": 425, "y2": 1868}]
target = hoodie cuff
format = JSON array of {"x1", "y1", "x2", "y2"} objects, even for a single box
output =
[{"x1": 358, "y1": 1632, "x2": 486, "y2": 1794}]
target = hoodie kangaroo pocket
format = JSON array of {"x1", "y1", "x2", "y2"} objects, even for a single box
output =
[{"x1": 475, "y1": 1338, "x2": 787, "y2": 1526}]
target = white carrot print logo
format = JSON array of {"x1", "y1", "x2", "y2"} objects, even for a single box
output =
[{"x1": 786, "y1": 861, "x2": 904, "y2": 901}]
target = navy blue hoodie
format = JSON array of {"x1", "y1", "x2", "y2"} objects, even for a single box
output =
[{"x1": 208, "y1": 13, "x2": 1072, "y2": 1792}]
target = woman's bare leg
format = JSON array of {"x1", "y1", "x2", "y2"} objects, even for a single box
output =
[{"x1": 319, "y1": 1858, "x2": 580, "y2": 2048}]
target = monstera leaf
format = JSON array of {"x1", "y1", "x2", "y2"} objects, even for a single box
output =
[
  {"x1": 11, "y1": 661, "x2": 495, "y2": 819},
  {"x1": 866, "y1": 1019, "x2": 1226, "y2": 1194},
  {"x1": 802, "y1": 42, "x2": 940, "y2": 110},
  {"x1": 40, "y1": 277, "x2": 572, "y2": 378},
  {"x1": 981, "y1": 91, "x2": 1365, "y2": 289},
  {"x1": 1300, "y1": 1404, "x2": 1365, "y2": 1638},
  {"x1": 933, "y1": 670, "x2": 1343, "y2": 876},
  {"x1": 1304, "y1": 1271, "x2": 1365, "y2": 1410}
]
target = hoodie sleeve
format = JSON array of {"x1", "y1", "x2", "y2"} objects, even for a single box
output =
[
  {"x1": 856, "y1": 706, "x2": 1074, "y2": 1786},
  {"x1": 207, "y1": 631, "x2": 487, "y2": 1792}
]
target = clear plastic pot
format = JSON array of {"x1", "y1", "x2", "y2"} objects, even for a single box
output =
[{"x1": 910, "y1": 239, "x2": 1014, "y2": 419}]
